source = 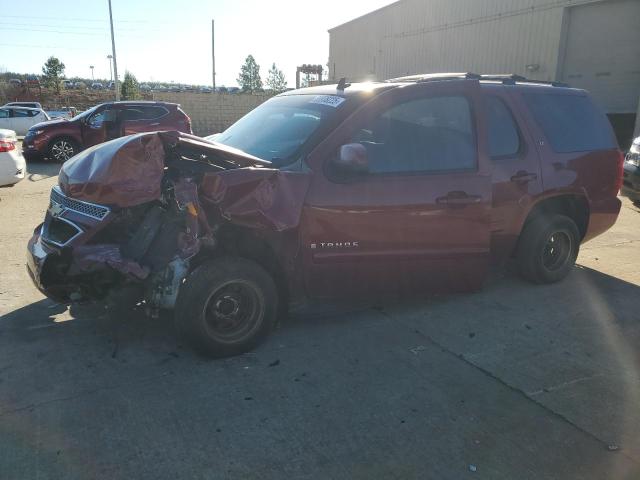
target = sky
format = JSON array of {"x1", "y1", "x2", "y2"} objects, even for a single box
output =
[{"x1": 0, "y1": 0, "x2": 395, "y2": 87}]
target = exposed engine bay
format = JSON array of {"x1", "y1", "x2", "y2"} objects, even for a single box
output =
[{"x1": 28, "y1": 131, "x2": 310, "y2": 313}]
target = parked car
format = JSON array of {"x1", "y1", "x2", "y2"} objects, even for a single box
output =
[
  {"x1": 0, "y1": 129, "x2": 26, "y2": 187},
  {"x1": 62, "y1": 80, "x2": 74, "y2": 89},
  {"x1": 22, "y1": 100, "x2": 192, "y2": 162},
  {"x1": 26, "y1": 76, "x2": 40, "y2": 88},
  {"x1": 90, "y1": 82, "x2": 104, "y2": 90},
  {"x1": 46, "y1": 106, "x2": 77, "y2": 120},
  {"x1": 0, "y1": 106, "x2": 50, "y2": 136},
  {"x1": 199, "y1": 86, "x2": 213, "y2": 93},
  {"x1": 8, "y1": 79, "x2": 22, "y2": 86},
  {"x1": 621, "y1": 136, "x2": 640, "y2": 207},
  {"x1": 73, "y1": 81, "x2": 86, "y2": 89},
  {"x1": 140, "y1": 83, "x2": 152, "y2": 92},
  {"x1": 26, "y1": 73, "x2": 623, "y2": 357},
  {"x1": 107, "y1": 81, "x2": 115, "y2": 90},
  {"x1": 3, "y1": 101, "x2": 43, "y2": 109}
]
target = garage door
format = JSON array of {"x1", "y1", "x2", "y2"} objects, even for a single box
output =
[{"x1": 560, "y1": 0, "x2": 640, "y2": 113}]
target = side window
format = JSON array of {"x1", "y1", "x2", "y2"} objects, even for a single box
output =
[
  {"x1": 12, "y1": 109, "x2": 31, "y2": 118},
  {"x1": 122, "y1": 106, "x2": 168, "y2": 121},
  {"x1": 87, "y1": 109, "x2": 107, "y2": 127},
  {"x1": 488, "y1": 96, "x2": 521, "y2": 158},
  {"x1": 0, "y1": 109, "x2": 9, "y2": 119},
  {"x1": 352, "y1": 95, "x2": 476, "y2": 174},
  {"x1": 523, "y1": 92, "x2": 616, "y2": 153}
]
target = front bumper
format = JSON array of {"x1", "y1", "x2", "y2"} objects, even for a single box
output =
[
  {"x1": 22, "y1": 134, "x2": 49, "y2": 161},
  {"x1": 26, "y1": 227, "x2": 73, "y2": 303}
]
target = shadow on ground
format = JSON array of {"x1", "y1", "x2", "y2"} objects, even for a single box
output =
[{"x1": 1, "y1": 266, "x2": 639, "y2": 479}]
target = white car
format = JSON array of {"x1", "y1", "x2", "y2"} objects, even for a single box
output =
[
  {"x1": 0, "y1": 129, "x2": 26, "y2": 187},
  {"x1": 0, "y1": 106, "x2": 50, "y2": 137},
  {"x1": 3, "y1": 101, "x2": 43, "y2": 109}
]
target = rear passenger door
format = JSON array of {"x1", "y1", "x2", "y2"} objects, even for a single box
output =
[
  {"x1": 483, "y1": 88, "x2": 543, "y2": 264},
  {"x1": 302, "y1": 81, "x2": 493, "y2": 298}
]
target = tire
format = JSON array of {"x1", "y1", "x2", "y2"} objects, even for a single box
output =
[
  {"x1": 516, "y1": 214, "x2": 580, "y2": 284},
  {"x1": 48, "y1": 137, "x2": 78, "y2": 163},
  {"x1": 175, "y1": 257, "x2": 278, "y2": 358}
]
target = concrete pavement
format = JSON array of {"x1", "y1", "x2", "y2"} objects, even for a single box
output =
[{"x1": 1, "y1": 163, "x2": 639, "y2": 479}]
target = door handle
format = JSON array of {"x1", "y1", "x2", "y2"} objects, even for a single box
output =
[
  {"x1": 436, "y1": 191, "x2": 482, "y2": 206},
  {"x1": 510, "y1": 171, "x2": 538, "y2": 183}
]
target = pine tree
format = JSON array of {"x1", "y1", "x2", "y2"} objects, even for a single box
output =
[
  {"x1": 42, "y1": 56, "x2": 65, "y2": 94},
  {"x1": 266, "y1": 63, "x2": 287, "y2": 94},
  {"x1": 120, "y1": 71, "x2": 140, "y2": 100},
  {"x1": 237, "y1": 55, "x2": 263, "y2": 93}
]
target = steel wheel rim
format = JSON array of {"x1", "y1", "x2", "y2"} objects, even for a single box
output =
[
  {"x1": 203, "y1": 280, "x2": 265, "y2": 344},
  {"x1": 51, "y1": 141, "x2": 74, "y2": 161},
  {"x1": 542, "y1": 230, "x2": 572, "y2": 271}
]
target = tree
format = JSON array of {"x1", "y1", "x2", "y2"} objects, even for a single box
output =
[
  {"x1": 237, "y1": 55, "x2": 263, "y2": 93},
  {"x1": 41, "y1": 56, "x2": 65, "y2": 94},
  {"x1": 266, "y1": 63, "x2": 287, "y2": 94},
  {"x1": 120, "y1": 71, "x2": 140, "y2": 100}
]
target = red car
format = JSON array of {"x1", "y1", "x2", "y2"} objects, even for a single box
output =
[
  {"x1": 22, "y1": 101, "x2": 192, "y2": 162},
  {"x1": 27, "y1": 73, "x2": 623, "y2": 357}
]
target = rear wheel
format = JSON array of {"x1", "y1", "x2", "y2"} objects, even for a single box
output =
[
  {"x1": 175, "y1": 257, "x2": 278, "y2": 358},
  {"x1": 48, "y1": 138, "x2": 78, "y2": 163},
  {"x1": 516, "y1": 214, "x2": 580, "y2": 284}
]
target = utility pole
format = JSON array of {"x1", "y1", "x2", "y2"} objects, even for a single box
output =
[
  {"x1": 90, "y1": 65, "x2": 94, "y2": 80},
  {"x1": 108, "y1": 0, "x2": 120, "y2": 101},
  {"x1": 211, "y1": 19, "x2": 216, "y2": 91},
  {"x1": 107, "y1": 54, "x2": 113, "y2": 82}
]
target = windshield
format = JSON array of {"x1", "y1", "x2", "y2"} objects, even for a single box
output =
[
  {"x1": 73, "y1": 104, "x2": 101, "y2": 122},
  {"x1": 207, "y1": 94, "x2": 346, "y2": 167}
]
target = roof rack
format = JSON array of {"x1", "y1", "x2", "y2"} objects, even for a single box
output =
[
  {"x1": 386, "y1": 72, "x2": 569, "y2": 88},
  {"x1": 479, "y1": 74, "x2": 569, "y2": 87},
  {"x1": 385, "y1": 72, "x2": 481, "y2": 83}
]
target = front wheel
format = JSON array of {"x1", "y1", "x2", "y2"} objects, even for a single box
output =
[
  {"x1": 175, "y1": 257, "x2": 278, "y2": 358},
  {"x1": 48, "y1": 138, "x2": 78, "y2": 163},
  {"x1": 516, "y1": 214, "x2": 580, "y2": 284}
]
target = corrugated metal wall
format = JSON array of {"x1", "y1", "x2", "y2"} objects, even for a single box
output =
[{"x1": 328, "y1": 0, "x2": 607, "y2": 83}]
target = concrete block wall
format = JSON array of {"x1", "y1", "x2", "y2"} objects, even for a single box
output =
[{"x1": 152, "y1": 92, "x2": 271, "y2": 136}]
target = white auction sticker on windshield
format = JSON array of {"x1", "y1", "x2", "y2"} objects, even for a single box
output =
[{"x1": 310, "y1": 95, "x2": 346, "y2": 108}]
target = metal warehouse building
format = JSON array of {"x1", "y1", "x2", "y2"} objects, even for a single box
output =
[{"x1": 328, "y1": 0, "x2": 640, "y2": 144}]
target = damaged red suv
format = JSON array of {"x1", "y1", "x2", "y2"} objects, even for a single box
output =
[
  {"x1": 22, "y1": 101, "x2": 191, "y2": 162},
  {"x1": 27, "y1": 74, "x2": 623, "y2": 357}
]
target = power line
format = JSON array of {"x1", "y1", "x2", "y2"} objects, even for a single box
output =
[
  {"x1": 0, "y1": 43, "x2": 98, "y2": 51},
  {"x1": 0, "y1": 22, "x2": 147, "y2": 32},
  {"x1": 1, "y1": 27, "x2": 146, "y2": 38},
  {"x1": 1, "y1": 14, "x2": 151, "y2": 24}
]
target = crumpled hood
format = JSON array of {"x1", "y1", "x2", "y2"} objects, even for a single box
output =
[
  {"x1": 59, "y1": 133, "x2": 166, "y2": 207},
  {"x1": 58, "y1": 131, "x2": 272, "y2": 208}
]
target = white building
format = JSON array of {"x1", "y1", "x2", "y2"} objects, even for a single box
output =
[{"x1": 328, "y1": 0, "x2": 640, "y2": 144}]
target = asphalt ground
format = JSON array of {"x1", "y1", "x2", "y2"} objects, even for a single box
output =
[{"x1": 1, "y1": 157, "x2": 639, "y2": 479}]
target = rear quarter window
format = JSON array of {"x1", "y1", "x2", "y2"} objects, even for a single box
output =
[{"x1": 523, "y1": 92, "x2": 616, "y2": 153}]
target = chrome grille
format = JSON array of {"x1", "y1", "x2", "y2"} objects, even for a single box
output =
[{"x1": 50, "y1": 186, "x2": 110, "y2": 220}]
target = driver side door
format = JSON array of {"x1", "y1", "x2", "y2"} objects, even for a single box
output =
[
  {"x1": 81, "y1": 106, "x2": 110, "y2": 147},
  {"x1": 300, "y1": 81, "x2": 492, "y2": 299}
]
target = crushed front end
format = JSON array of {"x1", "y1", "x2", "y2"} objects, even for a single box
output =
[{"x1": 26, "y1": 130, "x2": 284, "y2": 311}]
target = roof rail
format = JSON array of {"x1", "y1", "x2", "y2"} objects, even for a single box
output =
[
  {"x1": 385, "y1": 72, "x2": 569, "y2": 88},
  {"x1": 479, "y1": 74, "x2": 569, "y2": 87},
  {"x1": 385, "y1": 72, "x2": 481, "y2": 83}
]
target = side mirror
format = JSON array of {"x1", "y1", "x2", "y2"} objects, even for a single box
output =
[{"x1": 333, "y1": 143, "x2": 369, "y2": 175}]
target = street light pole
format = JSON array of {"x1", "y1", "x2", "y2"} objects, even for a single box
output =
[
  {"x1": 108, "y1": 0, "x2": 120, "y2": 101},
  {"x1": 90, "y1": 65, "x2": 94, "y2": 80}
]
